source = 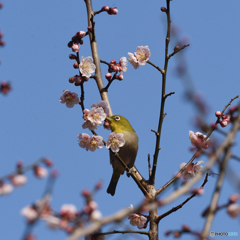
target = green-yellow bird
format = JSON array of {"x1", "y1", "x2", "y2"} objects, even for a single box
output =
[{"x1": 105, "y1": 115, "x2": 138, "y2": 196}]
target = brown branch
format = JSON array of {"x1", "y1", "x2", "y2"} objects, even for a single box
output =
[
  {"x1": 84, "y1": 0, "x2": 113, "y2": 116},
  {"x1": 157, "y1": 173, "x2": 209, "y2": 222},
  {"x1": 161, "y1": 102, "x2": 240, "y2": 205},
  {"x1": 167, "y1": 44, "x2": 190, "y2": 59},
  {"x1": 147, "y1": 60, "x2": 165, "y2": 74}
]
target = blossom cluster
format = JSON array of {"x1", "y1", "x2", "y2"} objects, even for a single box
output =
[
  {"x1": 82, "y1": 101, "x2": 109, "y2": 130},
  {"x1": 128, "y1": 46, "x2": 151, "y2": 69},
  {"x1": 59, "y1": 90, "x2": 79, "y2": 108},
  {"x1": 105, "y1": 57, "x2": 128, "y2": 81},
  {"x1": 0, "y1": 159, "x2": 51, "y2": 196},
  {"x1": 189, "y1": 131, "x2": 210, "y2": 149},
  {"x1": 128, "y1": 204, "x2": 148, "y2": 229},
  {"x1": 21, "y1": 184, "x2": 104, "y2": 237},
  {"x1": 179, "y1": 161, "x2": 204, "y2": 180},
  {"x1": 215, "y1": 111, "x2": 231, "y2": 128}
]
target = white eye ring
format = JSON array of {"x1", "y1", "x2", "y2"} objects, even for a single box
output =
[{"x1": 114, "y1": 116, "x2": 121, "y2": 121}]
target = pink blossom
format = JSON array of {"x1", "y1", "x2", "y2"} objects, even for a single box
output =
[
  {"x1": 34, "y1": 166, "x2": 48, "y2": 178},
  {"x1": 86, "y1": 136, "x2": 104, "y2": 152},
  {"x1": 119, "y1": 57, "x2": 128, "y2": 74},
  {"x1": 91, "y1": 100, "x2": 109, "y2": 115},
  {"x1": 79, "y1": 56, "x2": 96, "y2": 78},
  {"x1": 189, "y1": 131, "x2": 210, "y2": 149},
  {"x1": 77, "y1": 133, "x2": 90, "y2": 149},
  {"x1": 71, "y1": 43, "x2": 80, "y2": 53},
  {"x1": 59, "y1": 90, "x2": 79, "y2": 108},
  {"x1": 179, "y1": 161, "x2": 204, "y2": 180},
  {"x1": 227, "y1": 204, "x2": 240, "y2": 218},
  {"x1": 219, "y1": 115, "x2": 231, "y2": 127},
  {"x1": 11, "y1": 174, "x2": 27, "y2": 187},
  {"x1": 128, "y1": 52, "x2": 139, "y2": 69},
  {"x1": 128, "y1": 46, "x2": 151, "y2": 69},
  {"x1": 106, "y1": 132, "x2": 125, "y2": 153},
  {"x1": 21, "y1": 206, "x2": 38, "y2": 222},
  {"x1": 87, "y1": 108, "x2": 106, "y2": 127},
  {"x1": 60, "y1": 204, "x2": 77, "y2": 220},
  {"x1": 0, "y1": 183, "x2": 13, "y2": 195},
  {"x1": 128, "y1": 204, "x2": 147, "y2": 229}
]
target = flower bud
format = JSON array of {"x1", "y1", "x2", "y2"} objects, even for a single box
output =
[
  {"x1": 69, "y1": 54, "x2": 77, "y2": 60},
  {"x1": 76, "y1": 31, "x2": 86, "y2": 38},
  {"x1": 101, "y1": 6, "x2": 109, "y2": 11},
  {"x1": 108, "y1": 7, "x2": 118, "y2": 15},
  {"x1": 71, "y1": 43, "x2": 80, "y2": 53},
  {"x1": 69, "y1": 77, "x2": 75, "y2": 83},
  {"x1": 81, "y1": 189, "x2": 91, "y2": 198},
  {"x1": 116, "y1": 74, "x2": 124, "y2": 81},
  {"x1": 174, "y1": 46, "x2": 180, "y2": 52},
  {"x1": 73, "y1": 62, "x2": 79, "y2": 69},
  {"x1": 215, "y1": 111, "x2": 222, "y2": 117},
  {"x1": 105, "y1": 73, "x2": 112, "y2": 81},
  {"x1": 67, "y1": 41, "x2": 73, "y2": 48},
  {"x1": 161, "y1": 7, "x2": 167, "y2": 12},
  {"x1": 229, "y1": 194, "x2": 239, "y2": 204}
]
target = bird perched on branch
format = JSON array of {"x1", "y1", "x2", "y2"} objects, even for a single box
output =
[{"x1": 105, "y1": 115, "x2": 138, "y2": 196}]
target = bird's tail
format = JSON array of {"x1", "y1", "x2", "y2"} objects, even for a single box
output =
[{"x1": 107, "y1": 173, "x2": 120, "y2": 196}]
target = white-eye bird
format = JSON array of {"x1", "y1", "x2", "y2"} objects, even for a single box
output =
[{"x1": 105, "y1": 115, "x2": 138, "y2": 196}]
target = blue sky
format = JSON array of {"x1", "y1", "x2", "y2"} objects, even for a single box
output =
[{"x1": 1, "y1": 0, "x2": 240, "y2": 239}]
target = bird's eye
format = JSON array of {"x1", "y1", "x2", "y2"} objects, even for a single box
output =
[{"x1": 114, "y1": 116, "x2": 121, "y2": 121}]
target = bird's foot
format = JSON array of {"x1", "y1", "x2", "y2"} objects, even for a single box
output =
[{"x1": 126, "y1": 167, "x2": 133, "y2": 177}]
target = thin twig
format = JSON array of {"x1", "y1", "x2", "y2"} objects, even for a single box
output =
[
  {"x1": 167, "y1": 44, "x2": 190, "y2": 59},
  {"x1": 147, "y1": 60, "x2": 165, "y2": 74}
]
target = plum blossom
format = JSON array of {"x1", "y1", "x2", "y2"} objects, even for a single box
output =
[
  {"x1": 189, "y1": 131, "x2": 210, "y2": 149},
  {"x1": 82, "y1": 101, "x2": 108, "y2": 130},
  {"x1": 79, "y1": 56, "x2": 96, "y2": 78},
  {"x1": 77, "y1": 133, "x2": 90, "y2": 148},
  {"x1": 128, "y1": 46, "x2": 151, "y2": 69},
  {"x1": 119, "y1": 57, "x2": 128, "y2": 74},
  {"x1": 0, "y1": 183, "x2": 13, "y2": 195},
  {"x1": 77, "y1": 134, "x2": 103, "y2": 152},
  {"x1": 59, "y1": 90, "x2": 79, "y2": 108},
  {"x1": 11, "y1": 174, "x2": 27, "y2": 187},
  {"x1": 60, "y1": 204, "x2": 77, "y2": 220},
  {"x1": 87, "y1": 136, "x2": 104, "y2": 152},
  {"x1": 21, "y1": 205, "x2": 38, "y2": 222},
  {"x1": 128, "y1": 205, "x2": 147, "y2": 229},
  {"x1": 227, "y1": 204, "x2": 240, "y2": 218},
  {"x1": 91, "y1": 100, "x2": 109, "y2": 115},
  {"x1": 34, "y1": 166, "x2": 48, "y2": 178},
  {"x1": 179, "y1": 161, "x2": 204, "y2": 180},
  {"x1": 106, "y1": 132, "x2": 125, "y2": 152},
  {"x1": 219, "y1": 115, "x2": 231, "y2": 127}
]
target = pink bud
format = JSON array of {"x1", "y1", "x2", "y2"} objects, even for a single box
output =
[
  {"x1": 81, "y1": 189, "x2": 91, "y2": 197},
  {"x1": 174, "y1": 46, "x2": 180, "y2": 52},
  {"x1": 161, "y1": 7, "x2": 167, "y2": 12},
  {"x1": 71, "y1": 43, "x2": 80, "y2": 53},
  {"x1": 215, "y1": 111, "x2": 222, "y2": 117},
  {"x1": 219, "y1": 120, "x2": 228, "y2": 127},
  {"x1": 182, "y1": 225, "x2": 190, "y2": 232},
  {"x1": 116, "y1": 74, "x2": 124, "y2": 81},
  {"x1": 73, "y1": 62, "x2": 79, "y2": 69},
  {"x1": 67, "y1": 41, "x2": 73, "y2": 48},
  {"x1": 165, "y1": 231, "x2": 171, "y2": 236},
  {"x1": 105, "y1": 73, "x2": 112, "y2": 81},
  {"x1": 82, "y1": 76, "x2": 89, "y2": 82},
  {"x1": 76, "y1": 31, "x2": 86, "y2": 38},
  {"x1": 43, "y1": 158, "x2": 53, "y2": 167},
  {"x1": 69, "y1": 54, "x2": 77, "y2": 60},
  {"x1": 101, "y1": 6, "x2": 109, "y2": 11},
  {"x1": 79, "y1": 39, "x2": 84, "y2": 45},
  {"x1": 229, "y1": 194, "x2": 239, "y2": 204},
  {"x1": 95, "y1": 181, "x2": 103, "y2": 190},
  {"x1": 0, "y1": 40, "x2": 5, "y2": 46},
  {"x1": 69, "y1": 77, "x2": 75, "y2": 83},
  {"x1": 110, "y1": 60, "x2": 116, "y2": 64}
]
